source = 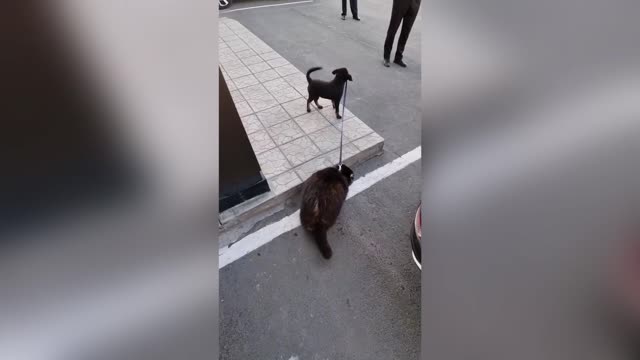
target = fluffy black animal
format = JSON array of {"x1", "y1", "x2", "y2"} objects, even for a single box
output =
[
  {"x1": 300, "y1": 164, "x2": 355, "y2": 259},
  {"x1": 306, "y1": 67, "x2": 353, "y2": 119}
]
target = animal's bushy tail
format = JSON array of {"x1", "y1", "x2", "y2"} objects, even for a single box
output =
[
  {"x1": 306, "y1": 67, "x2": 322, "y2": 83},
  {"x1": 312, "y1": 228, "x2": 332, "y2": 259}
]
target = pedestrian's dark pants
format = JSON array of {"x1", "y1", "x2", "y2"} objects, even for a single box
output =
[
  {"x1": 384, "y1": 0, "x2": 419, "y2": 61},
  {"x1": 342, "y1": 0, "x2": 358, "y2": 17}
]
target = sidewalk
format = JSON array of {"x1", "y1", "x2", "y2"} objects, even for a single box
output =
[{"x1": 219, "y1": 18, "x2": 384, "y2": 233}]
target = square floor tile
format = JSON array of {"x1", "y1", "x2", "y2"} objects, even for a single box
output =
[
  {"x1": 262, "y1": 78, "x2": 290, "y2": 92},
  {"x1": 237, "y1": 32, "x2": 257, "y2": 41},
  {"x1": 229, "y1": 90, "x2": 244, "y2": 103},
  {"x1": 274, "y1": 64, "x2": 299, "y2": 77},
  {"x1": 294, "y1": 111, "x2": 332, "y2": 134},
  {"x1": 221, "y1": 34, "x2": 240, "y2": 43},
  {"x1": 248, "y1": 97, "x2": 279, "y2": 113},
  {"x1": 294, "y1": 84, "x2": 309, "y2": 94},
  {"x1": 240, "y1": 114, "x2": 264, "y2": 135},
  {"x1": 326, "y1": 143, "x2": 360, "y2": 164},
  {"x1": 234, "y1": 29, "x2": 251, "y2": 37},
  {"x1": 234, "y1": 101, "x2": 253, "y2": 117},
  {"x1": 239, "y1": 84, "x2": 271, "y2": 101},
  {"x1": 226, "y1": 66, "x2": 252, "y2": 79},
  {"x1": 282, "y1": 98, "x2": 313, "y2": 118},
  {"x1": 247, "y1": 62, "x2": 271, "y2": 74},
  {"x1": 232, "y1": 74, "x2": 260, "y2": 89},
  {"x1": 268, "y1": 170, "x2": 302, "y2": 194},
  {"x1": 340, "y1": 117, "x2": 374, "y2": 141},
  {"x1": 219, "y1": 53, "x2": 238, "y2": 65},
  {"x1": 255, "y1": 105, "x2": 291, "y2": 127},
  {"x1": 254, "y1": 69, "x2": 280, "y2": 83},
  {"x1": 283, "y1": 73, "x2": 307, "y2": 88},
  {"x1": 226, "y1": 38, "x2": 247, "y2": 47},
  {"x1": 260, "y1": 51, "x2": 282, "y2": 61},
  {"x1": 247, "y1": 129, "x2": 276, "y2": 154},
  {"x1": 320, "y1": 105, "x2": 355, "y2": 123},
  {"x1": 256, "y1": 148, "x2": 292, "y2": 178},
  {"x1": 247, "y1": 40, "x2": 268, "y2": 50},
  {"x1": 266, "y1": 120, "x2": 305, "y2": 145},
  {"x1": 241, "y1": 55, "x2": 264, "y2": 66},
  {"x1": 267, "y1": 57, "x2": 289, "y2": 68},
  {"x1": 352, "y1": 132, "x2": 384, "y2": 151},
  {"x1": 220, "y1": 46, "x2": 235, "y2": 56},
  {"x1": 270, "y1": 86, "x2": 303, "y2": 104},
  {"x1": 252, "y1": 45, "x2": 273, "y2": 54},
  {"x1": 309, "y1": 125, "x2": 342, "y2": 152},
  {"x1": 227, "y1": 40, "x2": 249, "y2": 52},
  {"x1": 234, "y1": 49, "x2": 258, "y2": 60},
  {"x1": 221, "y1": 60, "x2": 246, "y2": 72},
  {"x1": 279, "y1": 136, "x2": 322, "y2": 166},
  {"x1": 233, "y1": 27, "x2": 251, "y2": 35},
  {"x1": 234, "y1": 49, "x2": 257, "y2": 59},
  {"x1": 294, "y1": 155, "x2": 335, "y2": 181}
]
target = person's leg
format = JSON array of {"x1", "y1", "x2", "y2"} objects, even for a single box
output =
[
  {"x1": 383, "y1": 2, "x2": 404, "y2": 62},
  {"x1": 351, "y1": 0, "x2": 359, "y2": 19},
  {"x1": 341, "y1": 0, "x2": 347, "y2": 17},
  {"x1": 394, "y1": 6, "x2": 418, "y2": 65}
]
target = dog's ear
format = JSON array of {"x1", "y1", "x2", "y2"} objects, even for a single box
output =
[
  {"x1": 332, "y1": 69, "x2": 338, "y2": 75},
  {"x1": 347, "y1": 74, "x2": 353, "y2": 81}
]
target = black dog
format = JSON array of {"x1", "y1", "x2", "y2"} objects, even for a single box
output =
[{"x1": 306, "y1": 67, "x2": 353, "y2": 119}]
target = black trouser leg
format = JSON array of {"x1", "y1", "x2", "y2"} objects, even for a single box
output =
[
  {"x1": 342, "y1": 0, "x2": 358, "y2": 17},
  {"x1": 394, "y1": 6, "x2": 418, "y2": 61},
  {"x1": 383, "y1": 3, "x2": 405, "y2": 60},
  {"x1": 350, "y1": 0, "x2": 358, "y2": 17}
]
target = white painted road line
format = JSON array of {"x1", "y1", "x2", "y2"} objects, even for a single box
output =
[
  {"x1": 219, "y1": 146, "x2": 421, "y2": 268},
  {"x1": 220, "y1": 0, "x2": 313, "y2": 14}
]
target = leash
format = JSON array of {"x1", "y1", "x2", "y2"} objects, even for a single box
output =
[{"x1": 338, "y1": 81, "x2": 347, "y2": 169}]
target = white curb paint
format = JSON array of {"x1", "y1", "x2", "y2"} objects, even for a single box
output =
[
  {"x1": 219, "y1": 146, "x2": 421, "y2": 268},
  {"x1": 220, "y1": 0, "x2": 313, "y2": 14}
]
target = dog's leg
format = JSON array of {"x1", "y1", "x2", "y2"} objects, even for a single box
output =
[
  {"x1": 334, "y1": 99, "x2": 342, "y2": 119},
  {"x1": 306, "y1": 97, "x2": 312, "y2": 113},
  {"x1": 314, "y1": 98, "x2": 323, "y2": 110}
]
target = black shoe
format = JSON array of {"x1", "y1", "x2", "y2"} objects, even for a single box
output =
[
  {"x1": 353, "y1": 16, "x2": 360, "y2": 20},
  {"x1": 341, "y1": 14, "x2": 346, "y2": 20},
  {"x1": 383, "y1": 58, "x2": 390, "y2": 67},
  {"x1": 393, "y1": 59, "x2": 407, "y2": 67}
]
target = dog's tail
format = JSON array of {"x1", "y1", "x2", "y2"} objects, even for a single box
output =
[
  {"x1": 312, "y1": 228, "x2": 332, "y2": 259},
  {"x1": 306, "y1": 67, "x2": 322, "y2": 83}
]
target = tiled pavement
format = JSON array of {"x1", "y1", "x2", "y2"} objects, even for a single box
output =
[{"x1": 219, "y1": 18, "x2": 384, "y2": 229}]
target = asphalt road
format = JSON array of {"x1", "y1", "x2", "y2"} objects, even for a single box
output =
[
  {"x1": 221, "y1": 164, "x2": 421, "y2": 360},
  {"x1": 219, "y1": 0, "x2": 422, "y2": 358}
]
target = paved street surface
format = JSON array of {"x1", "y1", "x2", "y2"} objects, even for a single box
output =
[
  {"x1": 219, "y1": 0, "x2": 421, "y2": 359},
  {"x1": 221, "y1": 165, "x2": 421, "y2": 359}
]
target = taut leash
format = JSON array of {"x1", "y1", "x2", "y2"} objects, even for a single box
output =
[{"x1": 338, "y1": 81, "x2": 347, "y2": 169}]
